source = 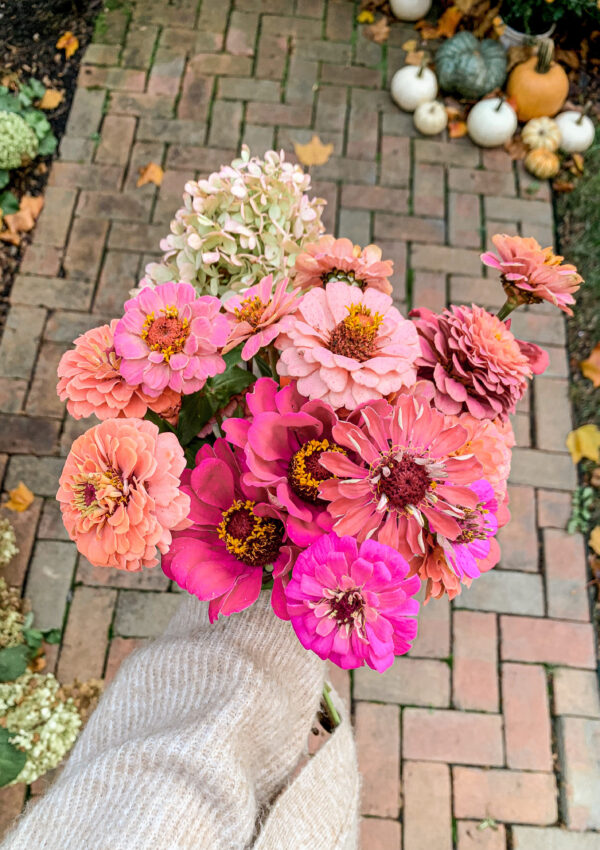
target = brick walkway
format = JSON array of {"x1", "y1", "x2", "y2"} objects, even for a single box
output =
[{"x1": 1, "y1": 1, "x2": 599, "y2": 846}]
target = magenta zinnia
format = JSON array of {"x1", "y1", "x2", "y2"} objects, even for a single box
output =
[{"x1": 285, "y1": 533, "x2": 420, "y2": 671}]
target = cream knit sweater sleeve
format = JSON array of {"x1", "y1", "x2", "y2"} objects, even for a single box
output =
[{"x1": 2, "y1": 593, "x2": 359, "y2": 850}]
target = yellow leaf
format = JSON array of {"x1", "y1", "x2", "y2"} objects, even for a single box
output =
[
  {"x1": 137, "y1": 162, "x2": 164, "y2": 188},
  {"x1": 581, "y1": 343, "x2": 600, "y2": 388},
  {"x1": 357, "y1": 10, "x2": 374, "y2": 23},
  {"x1": 589, "y1": 526, "x2": 600, "y2": 555},
  {"x1": 294, "y1": 135, "x2": 334, "y2": 167},
  {"x1": 0, "y1": 194, "x2": 44, "y2": 246},
  {"x1": 402, "y1": 39, "x2": 418, "y2": 52},
  {"x1": 56, "y1": 31, "x2": 79, "y2": 59},
  {"x1": 566, "y1": 424, "x2": 600, "y2": 464},
  {"x1": 39, "y1": 89, "x2": 64, "y2": 110},
  {"x1": 417, "y1": 6, "x2": 463, "y2": 39},
  {"x1": 364, "y1": 17, "x2": 390, "y2": 44},
  {"x1": 4, "y1": 482, "x2": 34, "y2": 512},
  {"x1": 572, "y1": 153, "x2": 584, "y2": 174}
]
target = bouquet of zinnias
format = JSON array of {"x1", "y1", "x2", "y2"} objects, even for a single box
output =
[{"x1": 55, "y1": 148, "x2": 582, "y2": 685}]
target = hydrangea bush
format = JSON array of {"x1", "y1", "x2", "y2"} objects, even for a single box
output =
[
  {"x1": 0, "y1": 518, "x2": 18, "y2": 568},
  {"x1": 143, "y1": 146, "x2": 325, "y2": 298},
  {"x1": 0, "y1": 111, "x2": 38, "y2": 170}
]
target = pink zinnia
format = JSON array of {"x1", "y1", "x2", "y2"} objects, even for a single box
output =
[
  {"x1": 481, "y1": 234, "x2": 583, "y2": 316},
  {"x1": 224, "y1": 378, "x2": 344, "y2": 547},
  {"x1": 222, "y1": 274, "x2": 300, "y2": 360},
  {"x1": 57, "y1": 419, "x2": 190, "y2": 571},
  {"x1": 114, "y1": 282, "x2": 229, "y2": 397},
  {"x1": 162, "y1": 439, "x2": 298, "y2": 622},
  {"x1": 293, "y1": 235, "x2": 394, "y2": 295},
  {"x1": 285, "y1": 533, "x2": 420, "y2": 671},
  {"x1": 57, "y1": 320, "x2": 181, "y2": 421},
  {"x1": 319, "y1": 394, "x2": 483, "y2": 558},
  {"x1": 446, "y1": 412, "x2": 512, "y2": 502},
  {"x1": 411, "y1": 304, "x2": 548, "y2": 420},
  {"x1": 275, "y1": 280, "x2": 420, "y2": 411}
]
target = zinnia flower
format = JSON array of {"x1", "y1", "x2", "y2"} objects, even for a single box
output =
[
  {"x1": 319, "y1": 394, "x2": 483, "y2": 558},
  {"x1": 57, "y1": 320, "x2": 181, "y2": 421},
  {"x1": 445, "y1": 413, "x2": 511, "y2": 501},
  {"x1": 223, "y1": 378, "x2": 344, "y2": 546},
  {"x1": 275, "y1": 280, "x2": 420, "y2": 410},
  {"x1": 57, "y1": 419, "x2": 190, "y2": 571},
  {"x1": 162, "y1": 439, "x2": 298, "y2": 622},
  {"x1": 285, "y1": 533, "x2": 420, "y2": 671},
  {"x1": 114, "y1": 281, "x2": 229, "y2": 397},
  {"x1": 222, "y1": 274, "x2": 300, "y2": 360},
  {"x1": 410, "y1": 304, "x2": 548, "y2": 420},
  {"x1": 293, "y1": 235, "x2": 394, "y2": 294},
  {"x1": 481, "y1": 234, "x2": 583, "y2": 316}
]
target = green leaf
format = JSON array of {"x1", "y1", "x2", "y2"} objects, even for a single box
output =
[
  {"x1": 209, "y1": 365, "x2": 255, "y2": 409},
  {"x1": 177, "y1": 391, "x2": 216, "y2": 446},
  {"x1": 42, "y1": 628, "x2": 62, "y2": 645},
  {"x1": 0, "y1": 191, "x2": 19, "y2": 215},
  {"x1": 0, "y1": 645, "x2": 29, "y2": 683},
  {"x1": 27, "y1": 78, "x2": 46, "y2": 100},
  {"x1": 0, "y1": 170, "x2": 9, "y2": 190},
  {"x1": 37, "y1": 132, "x2": 57, "y2": 156},
  {"x1": 22, "y1": 628, "x2": 43, "y2": 652},
  {"x1": 22, "y1": 109, "x2": 51, "y2": 141},
  {"x1": 143, "y1": 408, "x2": 177, "y2": 434},
  {"x1": 254, "y1": 355, "x2": 274, "y2": 378},
  {"x1": 0, "y1": 728, "x2": 26, "y2": 788}
]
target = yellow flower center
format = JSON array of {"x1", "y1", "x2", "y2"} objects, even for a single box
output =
[
  {"x1": 328, "y1": 304, "x2": 383, "y2": 362},
  {"x1": 141, "y1": 305, "x2": 190, "y2": 362},
  {"x1": 73, "y1": 470, "x2": 126, "y2": 518},
  {"x1": 234, "y1": 295, "x2": 266, "y2": 328},
  {"x1": 288, "y1": 438, "x2": 346, "y2": 504},
  {"x1": 217, "y1": 499, "x2": 284, "y2": 567}
]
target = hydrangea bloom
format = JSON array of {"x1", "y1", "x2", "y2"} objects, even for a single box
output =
[
  {"x1": 224, "y1": 378, "x2": 343, "y2": 546},
  {"x1": 57, "y1": 320, "x2": 181, "y2": 421},
  {"x1": 57, "y1": 419, "x2": 190, "y2": 571},
  {"x1": 222, "y1": 274, "x2": 300, "y2": 360},
  {"x1": 482, "y1": 234, "x2": 583, "y2": 316},
  {"x1": 293, "y1": 235, "x2": 394, "y2": 294},
  {"x1": 319, "y1": 394, "x2": 483, "y2": 558},
  {"x1": 114, "y1": 282, "x2": 228, "y2": 397},
  {"x1": 0, "y1": 578, "x2": 25, "y2": 648},
  {"x1": 162, "y1": 439, "x2": 298, "y2": 622},
  {"x1": 143, "y1": 147, "x2": 325, "y2": 297},
  {"x1": 275, "y1": 280, "x2": 420, "y2": 410},
  {"x1": 0, "y1": 518, "x2": 18, "y2": 567},
  {"x1": 285, "y1": 533, "x2": 420, "y2": 671},
  {"x1": 411, "y1": 304, "x2": 548, "y2": 420}
]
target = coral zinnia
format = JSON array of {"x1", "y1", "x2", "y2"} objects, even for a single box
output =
[
  {"x1": 319, "y1": 394, "x2": 483, "y2": 558},
  {"x1": 222, "y1": 274, "x2": 300, "y2": 360},
  {"x1": 57, "y1": 419, "x2": 190, "y2": 571},
  {"x1": 114, "y1": 281, "x2": 229, "y2": 397},
  {"x1": 285, "y1": 533, "x2": 420, "y2": 671},
  {"x1": 57, "y1": 320, "x2": 181, "y2": 421},
  {"x1": 445, "y1": 412, "x2": 512, "y2": 501},
  {"x1": 162, "y1": 439, "x2": 298, "y2": 622},
  {"x1": 275, "y1": 279, "x2": 420, "y2": 410},
  {"x1": 224, "y1": 378, "x2": 344, "y2": 546},
  {"x1": 293, "y1": 235, "x2": 394, "y2": 295},
  {"x1": 481, "y1": 234, "x2": 583, "y2": 317},
  {"x1": 410, "y1": 304, "x2": 548, "y2": 420}
]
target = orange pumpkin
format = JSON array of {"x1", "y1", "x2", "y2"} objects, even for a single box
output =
[
  {"x1": 506, "y1": 39, "x2": 569, "y2": 122},
  {"x1": 524, "y1": 148, "x2": 560, "y2": 180}
]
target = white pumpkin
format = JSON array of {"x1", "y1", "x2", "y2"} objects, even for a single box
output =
[
  {"x1": 555, "y1": 110, "x2": 595, "y2": 153},
  {"x1": 467, "y1": 97, "x2": 518, "y2": 148},
  {"x1": 522, "y1": 117, "x2": 561, "y2": 152},
  {"x1": 391, "y1": 64, "x2": 438, "y2": 112},
  {"x1": 390, "y1": 0, "x2": 432, "y2": 21},
  {"x1": 414, "y1": 101, "x2": 448, "y2": 136}
]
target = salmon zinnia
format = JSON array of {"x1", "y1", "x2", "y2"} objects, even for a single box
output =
[{"x1": 293, "y1": 235, "x2": 394, "y2": 294}]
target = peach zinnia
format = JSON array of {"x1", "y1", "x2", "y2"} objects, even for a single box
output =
[
  {"x1": 57, "y1": 419, "x2": 190, "y2": 571},
  {"x1": 275, "y1": 280, "x2": 420, "y2": 410},
  {"x1": 293, "y1": 235, "x2": 394, "y2": 294}
]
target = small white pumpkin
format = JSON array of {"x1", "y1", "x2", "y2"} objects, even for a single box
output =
[
  {"x1": 391, "y1": 63, "x2": 438, "y2": 112},
  {"x1": 555, "y1": 110, "x2": 595, "y2": 153},
  {"x1": 522, "y1": 116, "x2": 561, "y2": 152},
  {"x1": 413, "y1": 101, "x2": 448, "y2": 136},
  {"x1": 467, "y1": 97, "x2": 518, "y2": 148},
  {"x1": 390, "y1": 0, "x2": 432, "y2": 21}
]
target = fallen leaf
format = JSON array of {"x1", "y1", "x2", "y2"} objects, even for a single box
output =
[
  {"x1": 581, "y1": 343, "x2": 600, "y2": 387},
  {"x1": 552, "y1": 179, "x2": 575, "y2": 193},
  {"x1": 455, "y1": 0, "x2": 480, "y2": 12},
  {"x1": 39, "y1": 89, "x2": 64, "y2": 110},
  {"x1": 402, "y1": 39, "x2": 418, "y2": 52},
  {"x1": 405, "y1": 50, "x2": 426, "y2": 66},
  {"x1": 506, "y1": 44, "x2": 533, "y2": 73},
  {"x1": 364, "y1": 17, "x2": 390, "y2": 43},
  {"x1": 56, "y1": 31, "x2": 79, "y2": 59},
  {"x1": 449, "y1": 120, "x2": 468, "y2": 138},
  {"x1": 572, "y1": 153, "x2": 585, "y2": 174},
  {"x1": 556, "y1": 49, "x2": 580, "y2": 70},
  {"x1": 503, "y1": 135, "x2": 528, "y2": 160},
  {"x1": 137, "y1": 162, "x2": 164, "y2": 188},
  {"x1": 566, "y1": 424, "x2": 600, "y2": 465},
  {"x1": 294, "y1": 135, "x2": 334, "y2": 167},
  {"x1": 589, "y1": 526, "x2": 600, "y2": 556},
  {"x1": 0, "y1": 194, "x2": 44, "y2": 245},
  {"x1": 4, "y1": 482, "x2": 34, "y2": 512},
  {"x1": 357, "y1": 9, "x2": 375, "y2": 23},
  {"x1": 445, "y1": 99, "x2": 465, "y2": 120},
  {"x1": 29, "y1": 654, "x2": 46, "y2": 673},
  {"x1": 417, "y1": 6, "x2": 462, "y2": 39}
]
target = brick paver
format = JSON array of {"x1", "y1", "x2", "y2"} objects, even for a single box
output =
[{"x1": 1, "y1": 0, "x2": 599, "y2": 845}]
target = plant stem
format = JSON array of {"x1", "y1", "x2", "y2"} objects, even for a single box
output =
[
  {"x1": 321, "y1": 682, "x2": 341, "y2": 730},
  {"x1": 268, "y1": 345, "x2": 278, "y2": 379},
  {"x1": 496, "y1": 298, "x2": 519, "y2": 322}
]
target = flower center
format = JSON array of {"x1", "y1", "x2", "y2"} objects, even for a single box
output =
[
  {"x1": 322, "y1": 269, "x2": 366, "y2": 289},
  {"x1": 328, "y1": 304, "x2": 383, "y2": 362},
  {"x1": 72, "y1": 470, "x2": 127, "y2": 518},
  {"x1": 455, "y1": 505, "x2": 489, "y2": 544},
  {"x1": 375, "y1": 454, "x2": 432, "y2": 512},
  {"x1": 142, "y1": 306, "x2": 190, "y2": 362},
  {"x1": 217, "y1": 499, "x2": 284, "y2": 567},
  {"x1": 326, "y1": 587, "x2": 366, "y2": 635},
  {"x1": 234, "y1": 295, "x2": 266, "y2": 327},
  {"x1": 288, "y1": 438, "x2": 346, "y2": 504}
]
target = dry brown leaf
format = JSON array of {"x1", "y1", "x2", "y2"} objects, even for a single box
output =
[
  {"x1": 405, "y1": 50, "x2": 426, "y2": 66},
  {"x1": 4, "y1": 482, "x2": 34, "y2": 512},
  {"x1": 0, "y1": 194, "x2": 44, "y2": 245},
  {"x1": 39, "y1": 88, "x2": 64, "y2": 110},
  {"x1": 455, "y1": 0, "x2": 480, "y2": 12},
  {"x1": 503, "y1": 135, "x2": 528, "y2": 161},
  {"x1": 364, "y1": 17, "x2": 390, "y2": 44},
  {"x1": 56, "y1": 31, "x2": 79, "y2": 59},
  {"x1": 137, "y1": 162, "x2": 164, "y2": 188},
  {"x1": 572, "y1": 153, "x2": 585, "y2": 174},
  {"x1": 581, "y1": 343, "x2": 600, "y2": 387},
  {"x1": 417, "y1": 6, "x2": 462, "y2": 39},
  {"x1": 449, "y1": 120, "x2": 468, "y2": 138},
  {"x1": 402, "y1": 39, "x2": 418, "y2": 52},
  {"x1": 556, "y1": 49, "x2": 580, "y2": 70},
  {"x1": 506, "y1": 44, "x2": 533, "y2": 73},
  {"x1": 294, "y1": 135, "x2": 334, "y2": 167},
  {"x1": 552, "y1": 179, "x2": 575, "y2": 193}
]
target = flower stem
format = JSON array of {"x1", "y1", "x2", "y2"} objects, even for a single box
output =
[
  {"x1": 496, "y1": 299, "x2": 519, "y2": 322},
  {"x1": 321, "y1": 682, "x2": 341, "y2": 730},
  {"x1": 268, "y1": 345, "x2": 278, "y2": 380}
]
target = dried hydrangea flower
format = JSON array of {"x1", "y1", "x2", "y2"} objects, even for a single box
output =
[
  {"x1": 0, "y1": 577, "x2": 25, "y2": 649},
  {"x1": 0, "y1": 518, "x2": 18, "y2": 567}
]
